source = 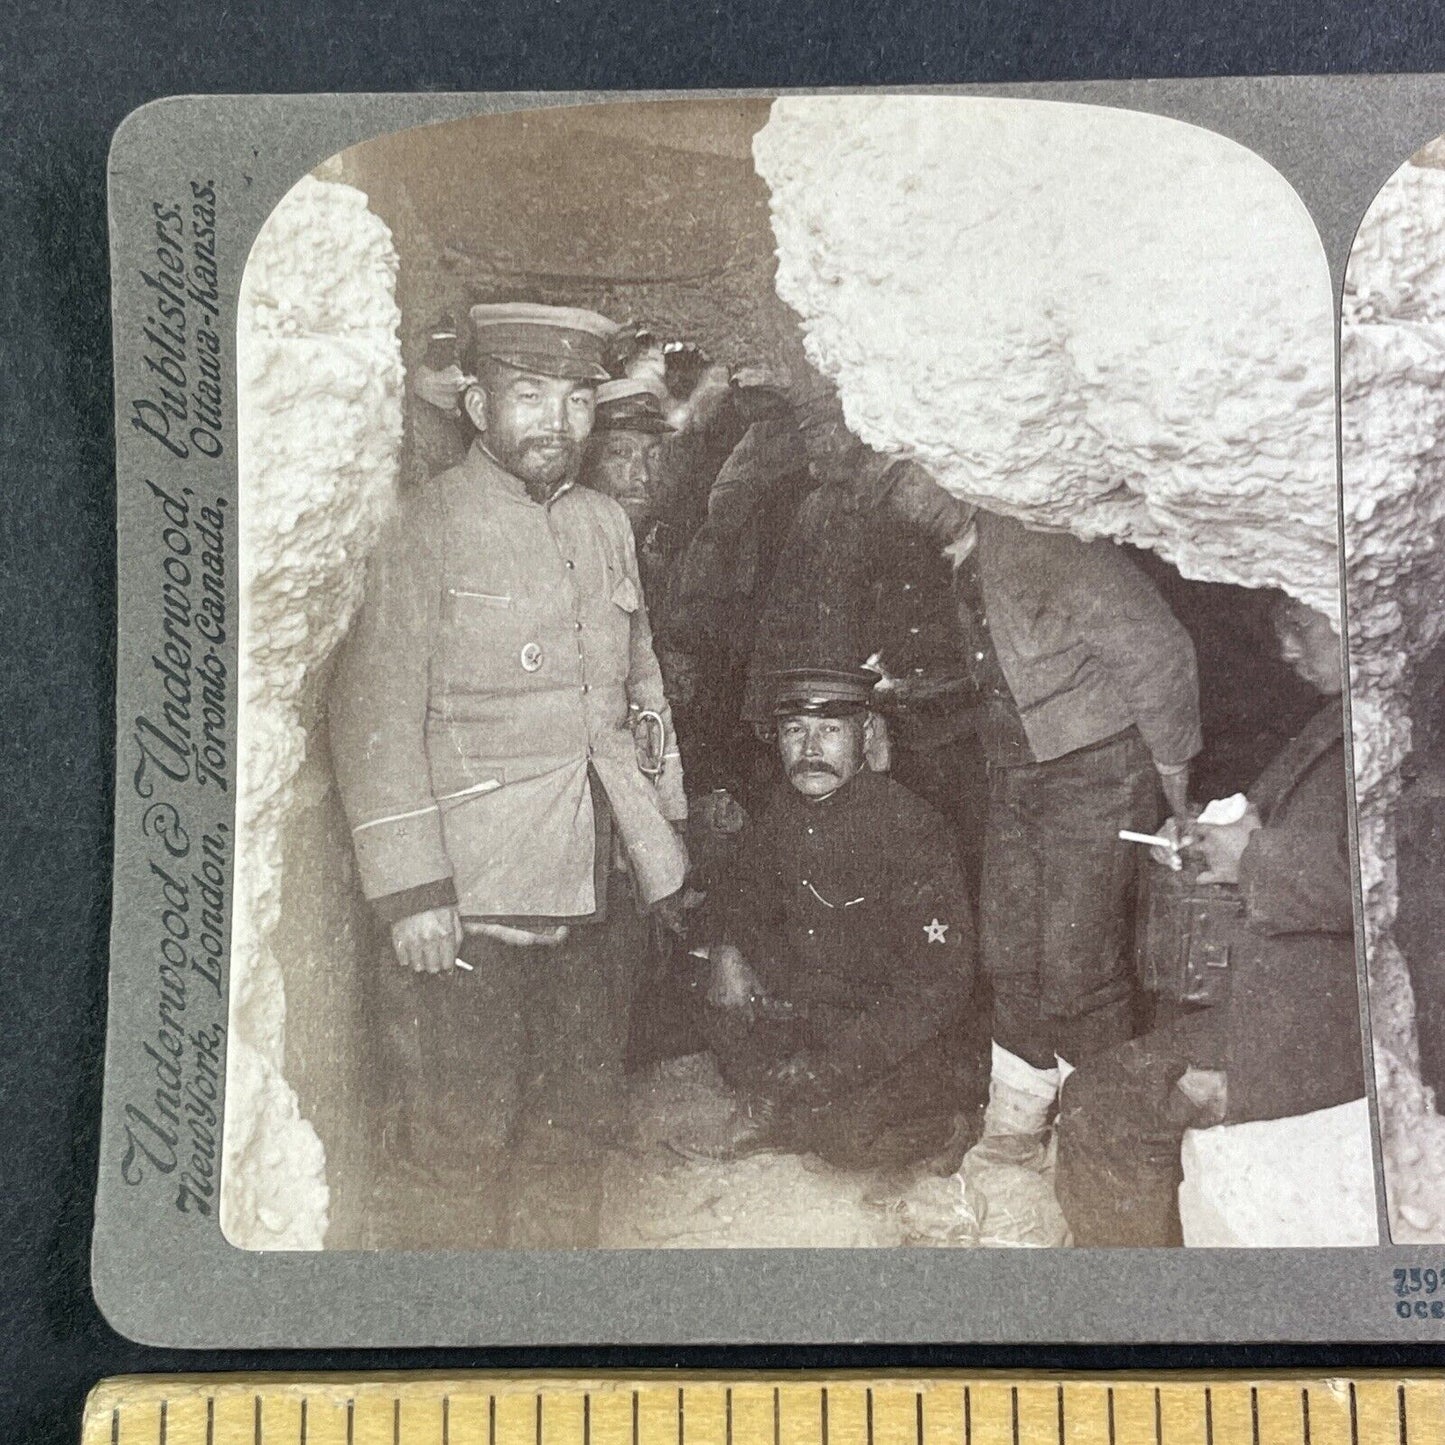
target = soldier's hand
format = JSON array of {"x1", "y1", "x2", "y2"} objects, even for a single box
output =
[
  {"x1": 1171, "y1": 1066, "x2": 1228, "y2": 1127},
  {"x1": 768, "y1": 1053, "x2": 840, "y2": 1109},
  {"x1": 651, "y1": 887, "x2": 689, "y2": 937},
  {"x1": 1193, "y1": 807, "x2": 1263, "y2": 885},
  {"x1": 391, "y1": 905, "x2": 463, "y2": 975},
  {"x1": 707, "y1": 944, "x2": 763, "y2": 1017},
  {"x1": 1150, "y1": 814, "x2": 1193, "y2": 871}
]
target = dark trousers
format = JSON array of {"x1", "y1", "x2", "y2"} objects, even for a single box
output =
[
  {"x1": 1054, "y1": 1007, "x2": 1225, "y2": 1247},
  {"x1": 980, "y1": 729, "x2": 1160, "y2": 1068},
  {"x1": 367, "y1": 874, "x2": 644, "y2": 1249},
  {"x1": 705, "y1": 1009, "x2": 986, "y2": 1170}
]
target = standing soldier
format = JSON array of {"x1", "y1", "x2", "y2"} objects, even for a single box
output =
[
  {"x1": 950, "y1": 508, "x2": 1201, "y2": 1197},
  {"x1": 583, "y1": 377, "x2": 690, "y2": 681},
  {"x1": 329, "y1": 302, "x2": 688, "y2": 1249}
]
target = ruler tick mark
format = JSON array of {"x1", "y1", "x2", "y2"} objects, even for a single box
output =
[
  {"x1": 583, "y1": 1396, "x2": 590, "y2": 1445},
  {"x1": 256, "y1": 1395, "x2": 264, "y2": 1445},
  {"x1": 1107, "y1": 1389, "x2": 1115, "y2": 1445},
  {"x1": 726, "y1": 1390, "x2": 733, "y2": 1445},
  {"x1": 1206, "y1": 1387, "x2": 1214, "y2": 1445},
  {"x1": 395, "y1": 1398, "x2": 402, "y2": 1445},
  {"x1": 1012, "y1": 1388, "x2": 1020, "y2": 1445},
  {"x1": 444, "y1": 1397, "x2": 451, "y2": 1445},
  {"x1": 537, "y1": 1394, "x2": 543, "y2": 1445},
  {"x1": 1251, "y1": 1388, "x2": 1260, "y2": 1445},
  {"x1": 1056, "y1": 1386, "x2": 1064, "y2": 1445},
  {"x1": 679, "y1": 1386, "x2": 685, "y2": 1445},
  {"x1": 347, "y1": 1400, "x2": 355, "y2": 1445},
  {"x1": 209, "y1": 1399, "x2": 216, "y2": 1445},
  {"x1": 1154, "y1": 1389, "x2": 1162, "y2": 1445},
  {"x1": 112, "y1": 1406, "x2": 120, "y2": 1445},
  {"x1": 1350, "y1": 1384, "x2": 1360, "y2": 1445},
  {"x1": 1399, "y1": 1385, "x2": 1409, "y2": 1445},
  {"x1": 777, "y1": 1389, "x2": 784, "y2": 1445},
  {"x1": 160, "y1": 1400, "x2": 168, "y2": 1445},
  {"x1": 822, "y1": 1388, "x2": 829, "y2": 1445},
  {"x1": 1301, "y1": 1390, "x2": 1311, "y2": 1445},
  {"x1": 866, "y1": 1390, "x2": 874, "y2": 1445},
  {"x1": 917, "y1": 1391, "x2": 925, "y2": 1445},
  {"x1": 492, "y1": 1396, "x2": 498, "y2": 1445},
  {"x1": 635, "y1": 1391, "x2": 641, "y2": 1445},
  {"x1": 964, "y1": 1387, "x2": 972, "y2": 1445},
  {"x1": 301, "y1": 1399, "x2": 308, "y2": 1445}
]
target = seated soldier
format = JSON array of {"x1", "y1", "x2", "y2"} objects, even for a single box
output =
[
  {"x1": 1054, "y1": 595, "x2": 1364, "y2": 1246},
  {"x1": 693, "y1": 666, "x2": 987, "y2": 1169}
]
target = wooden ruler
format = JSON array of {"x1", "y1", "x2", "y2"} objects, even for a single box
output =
[{"x1": 82, "y1": 1375, "x2": 1444, "y2": 1445}]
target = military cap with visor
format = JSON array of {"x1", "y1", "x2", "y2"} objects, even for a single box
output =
[
  {"x1": 468, "y1": 301, "x2": 617, "y2": 382},
  {"x1": 770, "y1": 665, "x2": 884, "y2": 718},
  {"x1": 593, "y1": 376, "x2": 676, "y2": 434}
]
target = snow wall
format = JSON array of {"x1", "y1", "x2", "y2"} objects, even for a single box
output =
[
  {"x1": 1343, "y1": 140, "x2": 1445, "y2": 1242},
  {"x1": 754, "y1": 97, "x2": 1339, "y2": 611},
  {"x1": 223, "y1": 175, "x2": 403, "y2": 1248}
]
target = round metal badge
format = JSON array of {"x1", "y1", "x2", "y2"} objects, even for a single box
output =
[{"x1": 520, "y1": 642, "x2": 544, "y2": 672}]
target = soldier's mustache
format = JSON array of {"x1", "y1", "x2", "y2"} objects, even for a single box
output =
[{"x1": 790, "y1": 761, "x2": 840, "y2": 778}]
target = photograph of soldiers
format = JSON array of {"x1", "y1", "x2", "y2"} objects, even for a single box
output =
[
  {"x1": 328, "y1": 303, "x2": 689, "y2": 1248},
  {"x1": 225, "y1": 95, "x2": 1376, "y2": 1252},
  {"x1": 1054, "y1": 596, "x2": 1364, "y2": 1245},
  {"x1": 693, "y1": 666, "x2": 984, "y2": 1170}
]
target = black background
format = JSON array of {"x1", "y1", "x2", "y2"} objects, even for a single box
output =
[{"x1": 7, "y1": 3, "x2": 1445, "y2": 1442}]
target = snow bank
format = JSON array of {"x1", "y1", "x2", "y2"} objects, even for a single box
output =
[
  {"x1": 753, "y1": 96, "x2": 1338, "y2": 609},
  {"x1": 223, "y1": 176, "x2": 403, "y2": 1248},
  {"x1": 1343, "y1": 144, "x2": 1445, "y2": 1242}
]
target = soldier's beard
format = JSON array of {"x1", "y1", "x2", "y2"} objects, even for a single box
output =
[{"x1": 500, "y1": 436, "x2": 581, "y2": 498}]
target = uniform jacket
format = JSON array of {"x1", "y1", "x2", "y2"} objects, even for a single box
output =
[
  {"x1": 329, "y1": 442, "x2": 687, "y2": 923},
  {"x1": 672, "y1": 415, "x2": 813, "y2": 653},
  {"x1": 701, "y1": 769, "x2": 976, "y2": 1081},
  {"x1": 742, "y1": 469, "x2": 976, "y2": 751},
  {"x1": 1223, "y1": 698, "x2": 1364, "y2": 1121},
  {"x1": 969, "y1": 511, "x2": 1203, "y2": 768}
]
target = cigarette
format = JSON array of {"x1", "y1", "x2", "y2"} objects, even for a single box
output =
[
  {"x1": 1118, "y1": 830, "x2": 1178, "y2": 849},
  {"x1": 454, "y1": 958, "x2": 473, "y2": 971}
]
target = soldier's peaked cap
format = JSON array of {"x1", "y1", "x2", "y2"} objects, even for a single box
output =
[
  {"x1": 771, "y1": 666, "x2": 883, "y2": 717},
  {"x1": 469, "y1": 302, "x2": 617, "y2": 382},
  {"x1": 594, "y1": 377, "x2": 675, "y2": 434}
]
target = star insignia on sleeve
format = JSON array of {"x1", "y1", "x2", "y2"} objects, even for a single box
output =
[{"x1": 924, "y1": 918, "x2": 950, "y2": 944}]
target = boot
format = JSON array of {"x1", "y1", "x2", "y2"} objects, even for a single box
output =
[{"x1": 961, "y1": 1042, "x2": 1059, "y2": 1174}]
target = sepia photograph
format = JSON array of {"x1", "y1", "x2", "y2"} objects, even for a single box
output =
[
  {"x1": 1343, "y1": 134, "x2": 1445, "y2": 1244},
  {"x1": 220, "y1": 94, "x2": 1376, "y2": 1254}
]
